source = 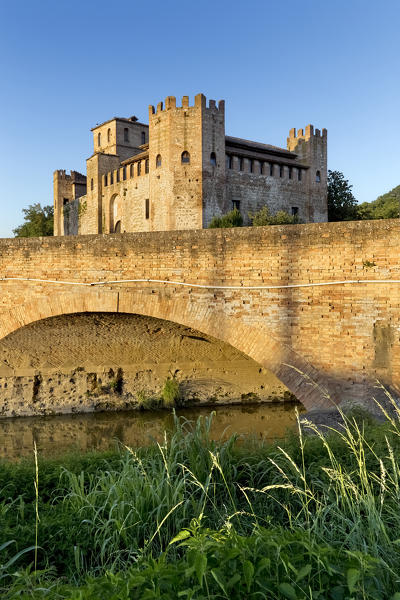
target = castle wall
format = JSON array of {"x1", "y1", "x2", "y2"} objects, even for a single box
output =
[{"x1": 225, "y1": 166, "x2": 313, "y2": 225}]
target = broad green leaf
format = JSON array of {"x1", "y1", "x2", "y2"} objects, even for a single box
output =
[
  {"x1": 347, "y1": 568, "x2": 360, "y2": 594},
  {"x1": 194, "y1": 552, "x2": 207, "y2": 586},
  {"x1": 390, "y1": 594, "x2": 400, "y2": 600},
  {"x1": 296, "y1": 563, "x2": 311, "y2": 582},
  {"x1": 278, "y1": 582, "x2": 298, "y2": 600},
  {"x1": 243, "y1": 560, "x2": 254, "y2": 592},
  {"x1": 169, "y1": 530, "x2": 191, "y2": 545},
  {"x1": 330, "y1": 586, "x2": 345, "y2": 600}
]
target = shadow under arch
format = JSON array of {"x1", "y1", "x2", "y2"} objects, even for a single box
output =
[{"x1": 0, "y1": 288, "x2": 338, "y2": 411}]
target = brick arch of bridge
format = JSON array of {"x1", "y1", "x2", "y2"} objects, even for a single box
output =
[{"x1": 0, "y1": 289, "x2": 337, "y2": 411}]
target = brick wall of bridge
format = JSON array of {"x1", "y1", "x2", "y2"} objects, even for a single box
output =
[{"x1": 0, "y1": 219, "x2": 399, "y2": 412}]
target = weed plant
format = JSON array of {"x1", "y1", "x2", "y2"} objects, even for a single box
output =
[{"x1": 2, "y1": 404, "x2": 400, "y2": 598}]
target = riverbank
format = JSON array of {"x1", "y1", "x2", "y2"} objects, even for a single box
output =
[{"x1": 1, "y1": 411, "x2": 400, "y2": 598}]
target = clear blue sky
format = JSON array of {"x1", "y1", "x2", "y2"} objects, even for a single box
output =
[{"x1": 0, "y1": 0, "x2": 399, "y2": 238}]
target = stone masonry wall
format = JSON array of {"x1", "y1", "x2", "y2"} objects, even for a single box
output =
[{"x1": 0, "y1": 220, "x2": 399, "y2": 412}]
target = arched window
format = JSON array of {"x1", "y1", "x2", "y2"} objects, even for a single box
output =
[
  {"x1": 156, "y1": 154, "x2": 162, "y2": 168},
  {"x1": 316, "y1": 170, "x2": 321, "y2": 183},
  {"x1": 181, "y1": 151, "x2": 190, "y2": 164},
  {"x1": 210, "y1": 152, "x2": 217, "y2": 166},
  {"x1": 137, "y1": 161, "x2": 141, "y2": 176},
  {"x1": 107, "y1": 128, "x2": 111, "y2": 143},
  {"x1": 124, "y1": 128, "x2": 129, "y2": 143},
  {"x1": 90, "y1": 178, "x2": 94, "y2": 191},
  {"x1": 141, "y1": 131, "x2": 146, "y2": 145},
  {"x1": 98, "y1": 132, "x2": 101, "y2": 147},
  {"x1": 114, "y1": 220, "x2": 121, "y2": 233}
]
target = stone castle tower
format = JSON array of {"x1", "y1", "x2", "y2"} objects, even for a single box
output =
[{"x1": 54, "y1": 93, "x2": 327, "y2": 236}]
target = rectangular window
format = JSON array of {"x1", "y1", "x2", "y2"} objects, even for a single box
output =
[
  {"x1": 145, "y1": 159, "x2": 149, "y2": 174},
  {"x1": 137, "y1": 162, "x2": 141, "y2": 176},
  {"x1": 269, "y1": 163, "x2": 274, "y2": 176},
  {"x1": 298, "y1": 169, "x2": 302, "y2": 181},
  {"x1": 117, "y1": 170, "x2": 120, "y2": 183},
  {"x1": 288, "y1": 167, "x2": 292, "y2": 179},
  {"x1": 145, "y1": 198, "x2": 150, "y2": 219},
  {"x1": 249, "y1": 160, "x2": 253, "y2": 173},
  {"x1": 110, "y1": 173, "x2": 114, "y2": 185},
  {"x1": 63, "y1": 198, "x2": 69, "y2": 206},
  {"x1": 291, "y1": 207, "x2": 299, "y2": 216},
  {"x1": 123, "y1": 166, "x2": 126, "y2": 180},
  {"x1": 239, "y1": 158, "x2": 243, "y2": 171},
  {"x1": 279, "y1": 165, "x2": 284, "y2": 178},
  {"x1": 232, "y1": 200, "x2": 240, "y2": 211},
  {"x1": 104, "y1": 175, "x2": 108, "y2": 186}
]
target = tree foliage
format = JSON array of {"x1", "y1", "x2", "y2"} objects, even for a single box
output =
[
  {"x1": 249, "y1": 206, "x2": 298, "y2": 226},
  {"x1": 327, "y1": 170, "x2": 358, "y2": 221},
  {"x1": 13, "y1": 203, "x2": 54, "y2": 237},
  {"x1": 357, "y1": 185, "x2": 400, "y2": 220},
  {"x1": 208, "y1": 208, "x2": 243, "y2": 228}
]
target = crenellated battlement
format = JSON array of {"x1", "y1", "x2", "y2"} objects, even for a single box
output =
[
  {"x1": 149, "y1": 94, "x2": 224, "y2": 117},
  {"x1": 288, "y1": 125, "x2": 327, "y2": 142},
  {"x1": 54, "y1": 169, "x2": 86, "y2": 182}
]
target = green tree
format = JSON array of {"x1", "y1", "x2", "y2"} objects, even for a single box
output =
[
  {"x1": 249, "y1": 205, "x2": 298, "y2": 226},
  {"x1": 357, "y1": 185, "x2": 400, "y2": 220},
  {"x1": 327, "y1": 170, "x2": 358, "y2": 221},
  {"x1": 208, "y1": 208, "x2": 243, "y2": 228},
  {"x1": 13, "y1": 203, "x2": 54, "y2": 237}
]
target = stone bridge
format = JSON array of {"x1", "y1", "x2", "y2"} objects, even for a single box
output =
[{"x1": 0, "y1": 220, "x2": 399, "y2": 416}]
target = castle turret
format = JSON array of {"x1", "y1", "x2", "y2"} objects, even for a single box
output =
[
  {"x1": 147, "y1": 94, "x2": 226, "y2": 230},
  {"x1": 287, "y1": 125, "x2": 328, "y2": 222}
]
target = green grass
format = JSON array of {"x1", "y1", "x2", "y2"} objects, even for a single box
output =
[{"x1": 2, "y1": 407, "x2": 400, "y2": 598}]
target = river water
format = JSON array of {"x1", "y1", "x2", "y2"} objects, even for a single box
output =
[{"x1": 0, "y1": 402, "x2": 303, "y2": 461}]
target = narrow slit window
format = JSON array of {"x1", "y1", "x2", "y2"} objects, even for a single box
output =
[
  {"x1": 110, "y1": 172, "x2": 114, "y2": 185},
  {"x1": 141, "y1": 131, "x2": 146, "y2": 145},
  {"x1": 145, "y1": 198, "x2": 150, "y2": 219},
  {"x1": 130, "y1": 164, "x2": 134, "y2": 178},
  {"x1": 288, "y1": 167, "x2": 292, "y2": 179},
  {"x1": 298, "y1": 169, "x2": 302, "y2": 181},
  {"x1": 226, "y1": 155, "x2": 232, "y2": 169},
  {"x1": 98, "y1": 132, "x2": 101, "y2": 147},
  {"x1": 269, "y1": 163, "x2": 274, "y2": 176},
  {"x1": 123, "y1": 166, "x2": 126, "y2": 180},
  {"x1": 316, "y1": 170, "x2": 321, "y2": 183},
  {"x1": 239, "y1": 157, "x2": 243, "y2": 171},
  {"x1": 279, "y1": 165, "x2": 284, "y2": 178},
  {"x1": 124, "y1": 128, "x2": 129, "y2": 143},
  {"x1": 137, "y1": 162, "x2": 141, "y2": 176},
  {"x1": 145, "y1": 159, "x2": 149, "y2": 174},
  {"x1": 90, "y1": 178, "x2": 94, "y2": 191},
  {"x1": 104, "y1": 175, "x2": 108, "y2": 186},
  {"x1": 107, "y1": 128, "x2": 111, "y2": 143},
  {"x1": 156, "y1": 154, "x2": 162, "y2": 168},
  {"x1": 210, "y1": 152, "x2": 217, "y2": 166}
]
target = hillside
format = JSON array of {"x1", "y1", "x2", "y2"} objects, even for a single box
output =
[{"x1": 358, "y1": 184, "x2": 400, "y2": 219}]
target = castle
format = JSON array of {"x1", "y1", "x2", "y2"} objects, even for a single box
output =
[{"x1": 54, "y1": 93, "x2": 327, "y2": 236}]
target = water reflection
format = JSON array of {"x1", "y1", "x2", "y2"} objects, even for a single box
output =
[{"x1": 0, "y1": 402, "x2": 303, "y2": 461}]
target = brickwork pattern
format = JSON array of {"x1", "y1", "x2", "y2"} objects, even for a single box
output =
[{"x1": 0, "y1": 220, "x2": 399, "y2": 411}]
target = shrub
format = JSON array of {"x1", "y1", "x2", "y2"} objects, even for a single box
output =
[
  {"x1": 208, "y1": 208, "x2": 243, "y2": 228},
  {"x1": 249, "y1": 205, "x2": 298, "y2": 226}
]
